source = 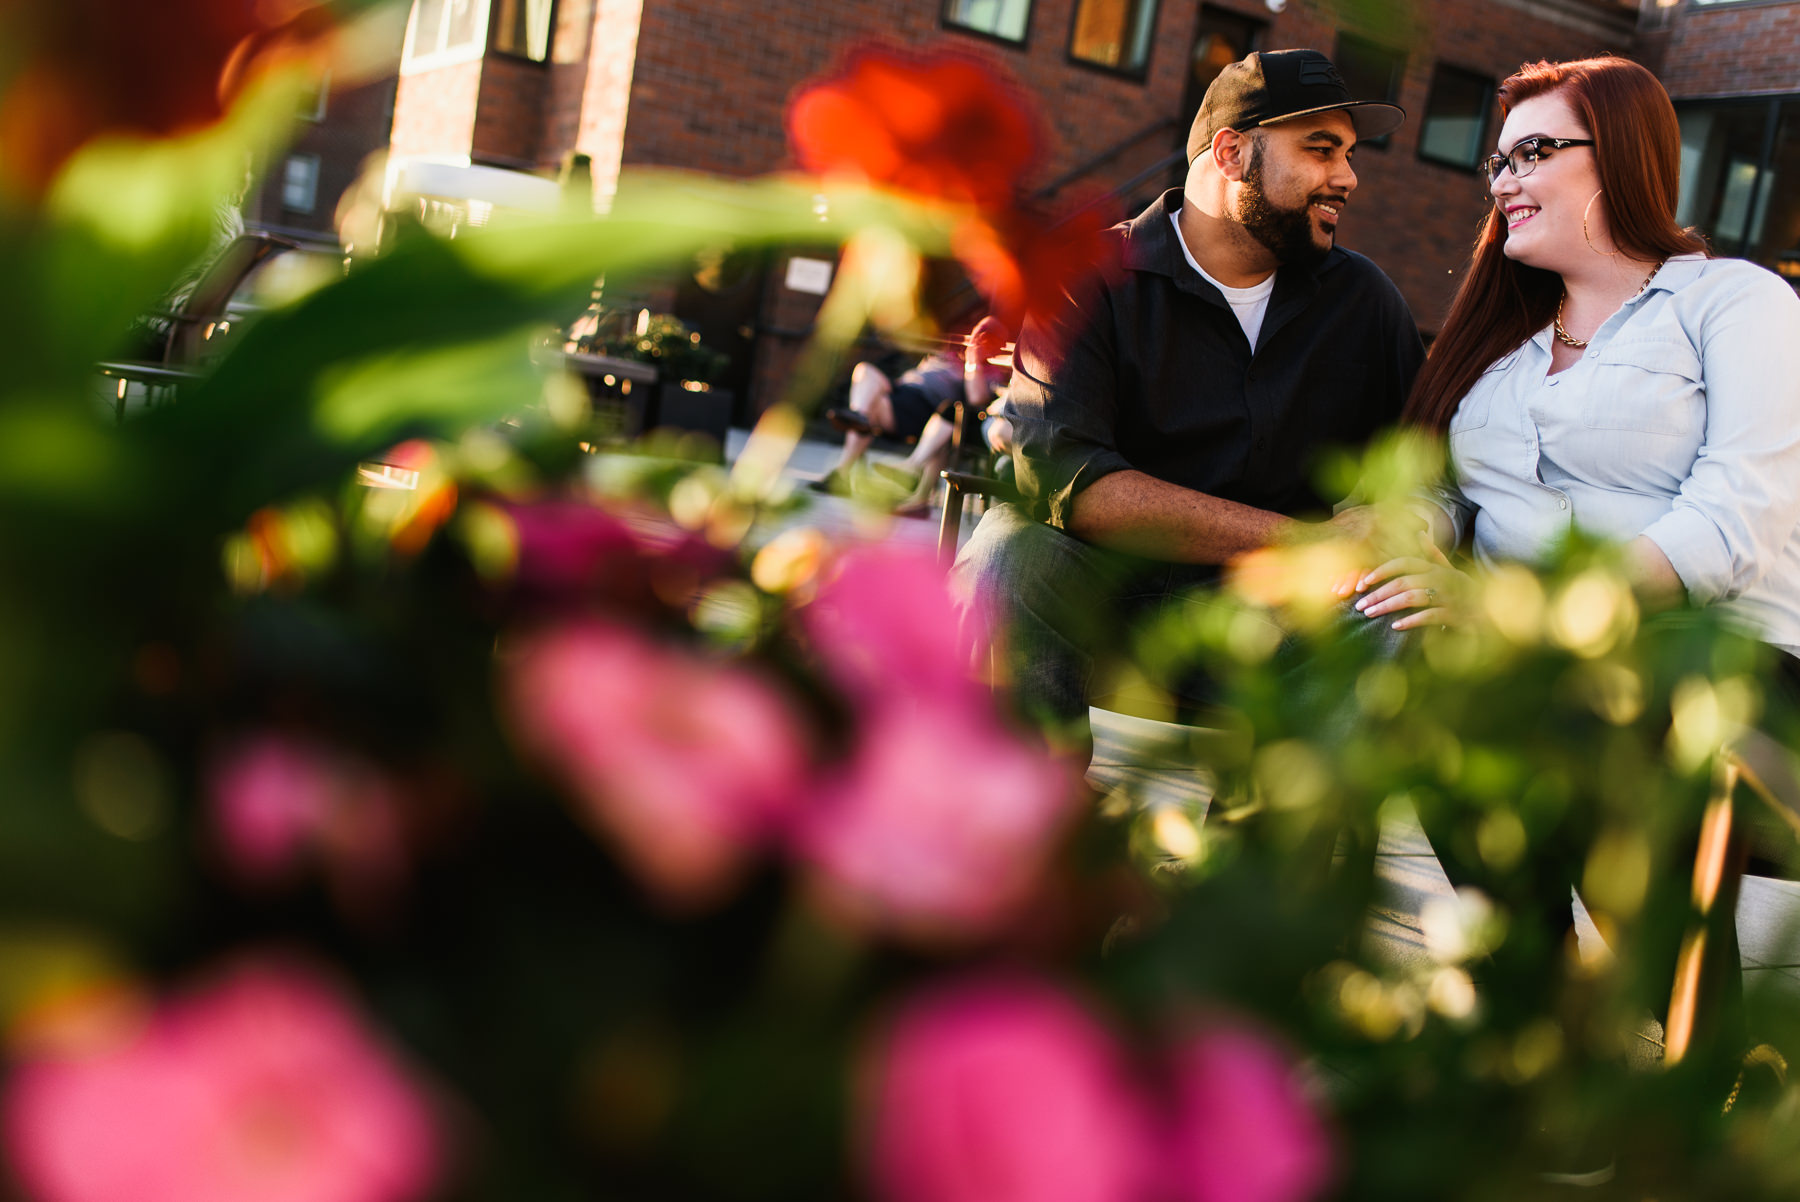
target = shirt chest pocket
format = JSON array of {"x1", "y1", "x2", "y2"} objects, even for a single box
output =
[
  {"x1": 1583, "y1": 339, "x2": 1704, "y2": 437},
  {"x1": 1447, "y1": 352, "x2": 1517, "y2": 435}
]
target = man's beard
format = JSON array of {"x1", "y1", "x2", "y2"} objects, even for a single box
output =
[{"x1": 1236, "y1": 146, "x2": 1332, "y2": 268}]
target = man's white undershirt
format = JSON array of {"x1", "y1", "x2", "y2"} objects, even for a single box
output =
[{"x1": 1170, "y1": 210, "x2": 1276, "y2": 351}]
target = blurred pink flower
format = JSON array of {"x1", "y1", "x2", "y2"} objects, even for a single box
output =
[
  {"x1": 502, "y1": 499, "x2": 732, "y2": 610},
  {"x1": 505, "y1": 499, "x2": 644, "y2": 598},
  {"x1": 1166, "y1": 1019, "x2": 1336, "y2": 1202},
  {"x1": 207, "y1": 735, "x2": 408, "y2": 905},
  {"x1": 793, "y1": 702, "x2": 1078, "y2": 940},
  {"x1": 864, "y1": 975, "x2": 1153, "y2": 1202},
  {"x1": 502, "y1": 619, "x2": 811, "y2": 908},
  {"x1": 801, "y1": 542, "x2": 989, "y2": 705},
  {"x1": 2, "y1": 960, "x2": 442, "y2": 1202}
]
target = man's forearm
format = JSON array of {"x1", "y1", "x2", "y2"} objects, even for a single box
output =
[{"x1": 1066, "y1": 469, "x2": 1300, "y2": 563}]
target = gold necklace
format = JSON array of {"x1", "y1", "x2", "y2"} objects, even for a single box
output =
[{"x1": 1553, "y1": 260, "x2": 1666, "y2": 350}]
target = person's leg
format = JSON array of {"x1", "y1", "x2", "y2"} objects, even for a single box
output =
[
  {"x1": 892, "y1": 413, "x2": 958, "y2": 514},
  {"x1": 951, "y1": 502, "x2": 1148, "y2": 753},
  {"x1": 832, "y1": 362, "x2": 896, "y2": 473}
]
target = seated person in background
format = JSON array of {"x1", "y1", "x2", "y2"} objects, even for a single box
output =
[
  {"x1": 820, "y1": 316, "x2": 1012, "y2": 513},
  {"x1": 953, "y1": 49, "x2": 1423, "y2": 747}
]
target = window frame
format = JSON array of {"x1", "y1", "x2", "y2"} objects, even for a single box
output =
[
  {"x1": 1416, "y1": 63, "x2": 1496, "y2": 173},
  {"x1": 940, "y1": 0, "x2": 1035, "y2": 49},
  {"x1": 1064, "y1": 0, "x2": 1162, "y2": 82},
  {"x1": 1331, "y1": 32, "x2": 1405, "y2": 151},
  {"x1": 401, "y1": 0, "x2": 494, "y2": 73}
]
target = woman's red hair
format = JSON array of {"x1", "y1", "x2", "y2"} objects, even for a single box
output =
[{"x1": 1403, "y1": 56, "x2": 1708, "y2": 432}]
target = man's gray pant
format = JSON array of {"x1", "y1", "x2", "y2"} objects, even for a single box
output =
[{"x1": 951, "y1": 502, "x2": 1229, "y2": 728}]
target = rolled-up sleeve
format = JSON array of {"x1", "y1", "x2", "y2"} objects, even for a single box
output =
[
  {"x1": 1640, "y1": 271, "x2": 1800, "y2": 604},
  {"x1": 1009, "y1": 284, "x2": 1132, "y2": 530},
  {"x1": 1419, "y1": 478, "x2": 1475, "y2": 549}
]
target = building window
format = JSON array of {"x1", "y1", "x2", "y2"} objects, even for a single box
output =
[
  {"x1": 942, "y1": 0, "x2": 1031, "y2": 45},
  {"x1": 1068, "y1": 0, "x2": 1159, "y2": 76},
  {"x1": 282, "y1": 154, "x2": 321, "y2": 214},
  {"x1": 404, "y1": 0, "x2": 489, "y2": 65},
  {"x1": 493, "y1": 0, "x2": 555, "y2": 61},
  {"x1": 1677, "y1": 98, "x2": 1800, "y2": 283},
  {"x1": 1182, "y1": 6, "x2": 1263, "y2": 125},
  {"x1": 297, "y1": 72, "x2": 329, "y2": 122},
  {"x1": 1417, "y1": 65, "x2": 1493, "y2": 171},
  {"x1": 1333, "y1": 34, "x2": 1404, "y2": 149}
]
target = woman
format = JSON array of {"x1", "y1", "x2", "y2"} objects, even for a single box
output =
[
  {"x1": 1349, "y1": 58, "x2": 1799, "y2": 1059},
  {"x1": 1354, "y1": 56, "x2": 1800, "y2": 656}
]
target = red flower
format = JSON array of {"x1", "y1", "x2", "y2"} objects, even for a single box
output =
[
  {"x1": 787, "y1": 44, "x2": 1121, "y2": 351},
  {"x1": 0, "y1": 0, "x2": 337, "y2": 195},
  {"x1": 787, "y1": 43, "x2": 1041, "y2": 211},
  {"x1": 953, "y1": 198, "x2": 1124, "y2": 338}
]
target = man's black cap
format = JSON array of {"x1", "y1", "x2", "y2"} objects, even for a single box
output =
[{"x1": 1187, "y1": 49, "x2": 1406, "y2": 163}]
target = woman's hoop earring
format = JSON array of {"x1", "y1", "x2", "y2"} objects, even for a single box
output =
[{"x1": 1583, "y1": 189, "x2": 1620, "y2": 257}]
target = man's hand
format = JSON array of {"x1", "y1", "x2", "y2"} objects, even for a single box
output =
[{"x1": 964, "y1": 316, "x2": 1010, "y2": 375}]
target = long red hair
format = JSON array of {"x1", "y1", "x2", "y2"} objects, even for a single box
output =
[{"x1": 1403, "y1": 56, "x2": 1708, "y2": 432}]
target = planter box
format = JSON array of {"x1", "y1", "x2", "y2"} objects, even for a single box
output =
[{"x1": 654, "y1": 383, "x2": 733, "y2": 451}]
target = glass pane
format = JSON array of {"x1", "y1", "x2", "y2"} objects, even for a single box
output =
[
  {"x1": 1333, "y1": 34, "x2": 1404, "y2": 149},
  {"x1": 1676, "y1": 102, "x2": 1770, "y2": 257},
  {"x1": 943, "y1": 0, "x2": 1031, "y2": 43},
  {"x1": 1187, "y1": 7, "x2": 1260, "y2": 101},
  {"x1": 495, "y1": 0, "x2": 555, "y2": 58},
  {"x1": 1749, "y1": 100, "x2": 1800, "y2": 283},
  {"x1": 1070, "y1": 0, "x2": 1156, "y2": 72},
  {"x1": 407, "y1": 0, "x2": 447, "y2": 58},
  {"x1": 1419, "y1": 67, "x2": 1493, "y2": 169},
  {"x1": 282, "y1": 156, "x2": 320, "y2": 214},
  {"x1": 444, "y1": 0, "x2": 486, "y2": 51}
]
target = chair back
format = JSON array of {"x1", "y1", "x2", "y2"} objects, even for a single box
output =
[{"x1": 162, "y1": 232, "x2": 297, "y2": 365}]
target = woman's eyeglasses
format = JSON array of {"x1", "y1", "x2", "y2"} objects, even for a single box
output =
[{"x1": 1482, "y1": 136, "x2": 1595, "y2": 184}]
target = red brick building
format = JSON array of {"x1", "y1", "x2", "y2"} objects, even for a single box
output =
[{"x1": 389, "y1": 0, "x2": 1799, "y2": 415}]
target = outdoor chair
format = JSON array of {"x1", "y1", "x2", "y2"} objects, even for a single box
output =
[
  {"x1": 1665, "y1": 726, "x2": 1800, "y2": 1072},
  {"x1": 97, "y1": 231, "x2": 298, "y2": 419}
]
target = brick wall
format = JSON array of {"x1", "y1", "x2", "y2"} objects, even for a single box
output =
[
  {"x1": 253, "y1": 75, "x2": 398, "y2": 235},
  {"x1": 390, "y1": 59, "x2": 484, "y2": 160},
  {"x1": 472, "y1": 55, "x2": 548, "y2": 164},
  {"x1": 1650, "y1": 0, "x2": 1800, "y2": 98},
  {"x1": 567, "y1": 0, "x2": 649, "y2": 208}
]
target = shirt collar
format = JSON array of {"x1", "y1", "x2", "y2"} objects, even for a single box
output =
[
  {"x1": 1120, "y1": 188, "x2": 1339, "y2": 299},
  {"x1": 1644, "y1": 252, "x2": 1706, "y2": 296}
]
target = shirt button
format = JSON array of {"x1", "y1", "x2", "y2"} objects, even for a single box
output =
[
  {"x1": 1588, "y1": 351, "x2": 1598, "y2": 359},
  {"x1": 1558, "y1": 499, "x2": 1568, "y2": 510}
]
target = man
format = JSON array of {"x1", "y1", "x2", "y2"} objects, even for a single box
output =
[
  {"x1": 820, "y1": 317, "x2": 1012, "y2": 514},
  {"x1": 955, "y1": 49, "x2": 1426, "y2": 744}
]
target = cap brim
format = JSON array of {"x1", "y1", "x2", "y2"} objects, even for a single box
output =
[{"x1": 1262, "y1": 101, "x2": 1407, "y2": 141}]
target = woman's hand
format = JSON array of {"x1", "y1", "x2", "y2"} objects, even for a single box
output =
[{"x1": 1352, "y1": 532, "x2": 1472, "y2": 630}]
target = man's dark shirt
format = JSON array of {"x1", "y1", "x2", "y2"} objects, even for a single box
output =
[{"x1": 1010, "y1": 189, "x2": 1425, "y2": 530}]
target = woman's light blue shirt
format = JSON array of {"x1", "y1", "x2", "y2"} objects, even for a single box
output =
[{"x1": 1430, "y1": 254, "x2": 1800, "y2": 654}]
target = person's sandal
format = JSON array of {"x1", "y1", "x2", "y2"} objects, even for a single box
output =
[{"x1": 825, "y1": 407, "x2": 876, "y2": 436}]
